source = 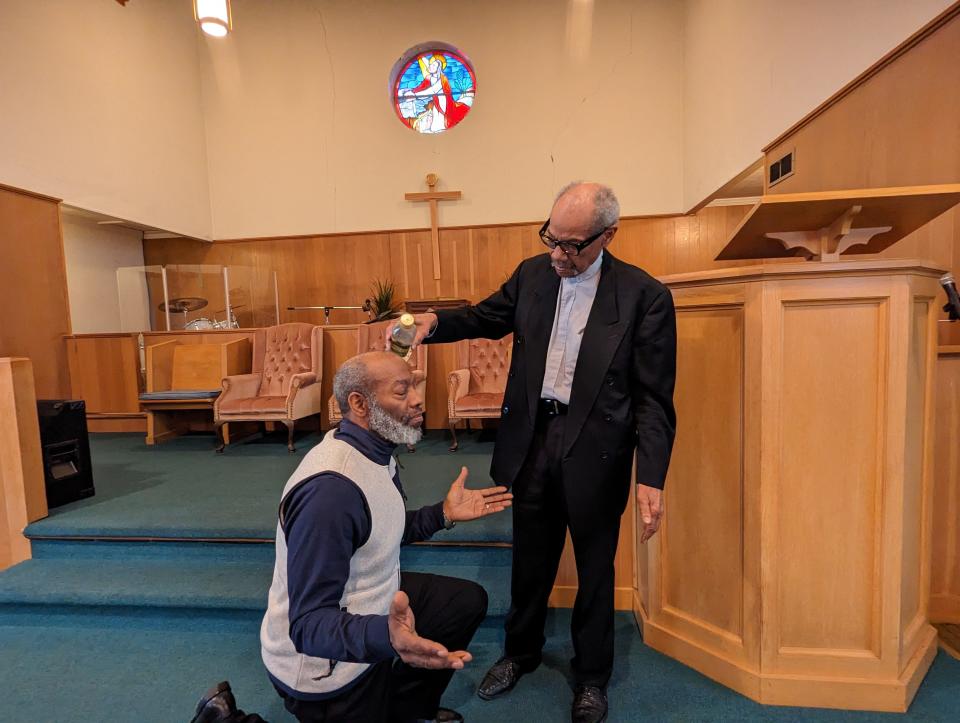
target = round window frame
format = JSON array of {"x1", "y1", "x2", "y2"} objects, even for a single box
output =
[{"x1": 389, "y1": 41, "x2": 477, "y2": 134}]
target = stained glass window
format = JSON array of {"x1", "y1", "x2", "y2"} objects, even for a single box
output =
[{"x1": 392, "y1": 46, "x2": 476, "y2": 134}]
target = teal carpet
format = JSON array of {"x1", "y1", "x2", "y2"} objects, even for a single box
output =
[
  {"x1": 2, "y1": 432, "x2": 958, "y2": 721},
  {"x1": 25, "y1": 432, "x2": 510, "y2": 542}
]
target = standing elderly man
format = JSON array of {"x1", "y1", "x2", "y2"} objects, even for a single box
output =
[
  {"x1": 391, "y1": 182, "x2": 677, "y2": 723},
  {"x1": 258, "y1": 351, "x2": 512, "y2": 723}
]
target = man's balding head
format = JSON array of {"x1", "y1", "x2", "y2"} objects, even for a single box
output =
[
  {"x1": 544, "y1": 181, "x2": 619, "y2": 278},
  {"x1": 332, "y1": 351, "x2": 424, "y2": 444}
]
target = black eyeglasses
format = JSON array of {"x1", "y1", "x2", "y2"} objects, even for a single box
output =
[{"x1": 539, "y1": 219, "x2": 609, "y2": 256}]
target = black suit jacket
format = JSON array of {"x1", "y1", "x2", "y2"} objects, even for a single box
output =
[{"x1": 429, "y1": 251, "x2": 676, "y2": 523}]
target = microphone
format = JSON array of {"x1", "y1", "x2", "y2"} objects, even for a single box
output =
[{"x1": 941, "y1": 273, "x2": 960, "y2": 322}]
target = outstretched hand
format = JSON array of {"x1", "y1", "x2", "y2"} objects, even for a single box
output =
[
  {"x1": 443, "y1": 467, "x2": 513, "y2": 523},
  {"x1": 388, "y1": 591, "x2": 473, "y2": 669}
]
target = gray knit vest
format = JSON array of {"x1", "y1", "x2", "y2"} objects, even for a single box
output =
[{"x1": 260, "y1": 430, "x2": 405, "y2": 695}]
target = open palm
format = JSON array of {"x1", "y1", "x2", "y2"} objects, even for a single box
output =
[{"x1": 443, "y1": 467, "x2": 513, "y2": 522}]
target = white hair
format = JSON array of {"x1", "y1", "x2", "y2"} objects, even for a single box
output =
[
  {"x1": 555, "y1": 181, "x2": 620, "y2": 235},
  {"x1": 333, "y1": 357, "x2": 372, "y2": 416}
]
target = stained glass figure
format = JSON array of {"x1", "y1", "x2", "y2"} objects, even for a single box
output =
[{"x1": 393, "y1": 49, "x2": 476, "y2": 134}]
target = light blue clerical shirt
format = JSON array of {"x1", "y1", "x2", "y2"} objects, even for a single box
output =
[{"x1": 540, "y1": 251, "x2": 604, "y2": 405}]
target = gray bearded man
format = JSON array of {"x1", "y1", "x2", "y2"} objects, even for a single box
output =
[{"x1": 192, "y1": 352, "x2": 513, "y2": 723}]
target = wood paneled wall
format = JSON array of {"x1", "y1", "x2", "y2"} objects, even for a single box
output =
[
  {"x1": 143, "y1": 208, "x2": 757, "y2": 320},
  {"x1": 0, "y1": 185, "x2": 71, "y2": 398},
  {"x1": 932, "y1": 347, "x2": 960, "y2": 623}
]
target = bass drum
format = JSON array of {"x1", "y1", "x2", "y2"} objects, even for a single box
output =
[{"x1": 184, "y1": 317, "x2": 215, "y2": 331}]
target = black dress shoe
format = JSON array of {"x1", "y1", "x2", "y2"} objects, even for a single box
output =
[
  {"x1": 571, "y1": 685, "x2": 607, "y2": 723},
  {"x1": 414, "y1": 708, "x2": 464, "y2": 722},
  {"x1": 191, "y1": 681, "x2": 238, "y2": 723},
  {"x1": 477, "y1": 658, "x2": 522, "y2": 700}
]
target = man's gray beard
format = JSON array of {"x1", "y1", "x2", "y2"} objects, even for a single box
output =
[{"x1": 367, "y1": 397, "x2": 423, "y2": 446}]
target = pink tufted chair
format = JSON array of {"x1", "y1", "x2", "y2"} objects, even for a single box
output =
[
  {"x1": 447, "y1": 335, "x2": 512, "y2": 451},
  {"x1": 214, "y1": 323, "x2": 323, "y2": 452},
  {"x1": 327, "y1": 320, "x2": 428, "y2": 429}
]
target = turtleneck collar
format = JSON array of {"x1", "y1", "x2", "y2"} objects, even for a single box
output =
[{"x1": 334, "y1": 417, "x2": 397, "y2": 465}]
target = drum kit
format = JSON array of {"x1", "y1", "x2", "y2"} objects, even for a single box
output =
[{"x1": 157, "y1": 297, "x2": 243, "y2": 330}]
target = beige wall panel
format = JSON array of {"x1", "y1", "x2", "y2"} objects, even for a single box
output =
[
  {"x1": 932, "y1": 350, "x2": 960, "y2": 622},
  {"x1": 662, "y1": 307, "x2": 745, "y2": 638},
  {"x1": 319, "y1": 327, "x2": 361, "y2": 429},
  {"x1": 66, "y1": 336, "x2": 141, "y2": 414},
  {"x1": 900, "y1": 301, "x2": 931, "y2": 631},
  {"x1": 778, "y1": 300, "x2": 884, "y2": 654},
  {"x1": 0, "y1": 358, "x2": 48, "y2": 571}
]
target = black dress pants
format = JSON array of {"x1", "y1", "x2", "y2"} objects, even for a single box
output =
[
  {"x1": 503, "y1": 412, "x2": 622, "y2": 688},
  {"x1": 276, "y1": 571, "x2": 488, "y2": 723}
]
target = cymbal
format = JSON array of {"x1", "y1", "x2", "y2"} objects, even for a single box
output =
[
  {"x1": 158, "y1": 297, "x2": 208, "y2": 313},
  {"x1": 211, "y1": 304, "x2": 247, "y2": 314}
]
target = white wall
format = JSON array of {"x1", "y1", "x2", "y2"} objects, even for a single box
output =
[
  {"x1": 61, "y1": 216, "x2": 148, "y2": 334},
  {"x1": 0, "y1": 0, "x2": 212, "y2": 239},
  {"x1": 682, "y1": 0, "x2": 954, "y2": 210},
  {"x1": 1, "y1": 0, "x2": 953, "y2": 240},
  {"x1": 198, "y1": 0, "x2": 686, "y2": 238}
]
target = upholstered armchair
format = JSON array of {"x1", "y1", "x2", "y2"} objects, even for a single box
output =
[
  {"x1": 327, "y1": 321, "x2": 428, "y2": 438},
  {"x1": 447, "y1": 335, "x2": 512, "y2": 451},
  {"x1": 214, "y1": 323, "x2": 323, "y2": 452}
]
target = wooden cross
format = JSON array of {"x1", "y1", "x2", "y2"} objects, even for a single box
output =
[{"x1": 405, "y1": 173, "x2": 462, "y2": 280}]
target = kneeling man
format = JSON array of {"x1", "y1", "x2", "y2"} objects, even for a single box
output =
[{"x1": 261, "y1": 351, "x2": 512, "y2": 722}]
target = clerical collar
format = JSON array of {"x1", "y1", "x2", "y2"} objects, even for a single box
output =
[
  {"x1": 335, "y1": 418, "x2": 397, "y2": 465},
  {"x1": 567, "y1": 250, "x2": 603, "y2": 284}
]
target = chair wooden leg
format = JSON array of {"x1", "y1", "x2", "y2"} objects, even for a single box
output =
[
  {"x1": 448, "y1": 420, "x2": 459, "y2": 452},
  {"x1": 283, "y1": 420, "x2": 296, "y2": 452},
  {"x1": 214, "y1": 422, "x2": 226, "y2": 453}
]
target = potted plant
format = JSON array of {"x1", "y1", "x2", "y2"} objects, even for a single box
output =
[{"x1": 364, "y1": 279, "x2": 403, "y2": 322}]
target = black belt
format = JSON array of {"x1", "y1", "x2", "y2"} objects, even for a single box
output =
[{"x1": 539, "y1": 398, "x2": 569, "y2": 416}]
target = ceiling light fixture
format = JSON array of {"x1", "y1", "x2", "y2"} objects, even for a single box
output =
[{"x1": 194, "y1": 0, "x2": 232, "y2": 38}]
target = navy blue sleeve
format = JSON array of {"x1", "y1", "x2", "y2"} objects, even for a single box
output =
[
  {"x1": 402, "y1": 502, "x2": 446, "y2": 545},
  {"x1": 282, "y1": 473, "x2": 396, "y2": 663}
]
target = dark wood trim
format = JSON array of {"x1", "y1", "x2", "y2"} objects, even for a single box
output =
[{"x1": 763, "y1": 1, "x2": 960, "y2": 152}]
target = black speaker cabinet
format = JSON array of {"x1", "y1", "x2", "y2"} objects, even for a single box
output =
[{"x1": 36, "y1": 399, "x2": 95, "y2": 508}]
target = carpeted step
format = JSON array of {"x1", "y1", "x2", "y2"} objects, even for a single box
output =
[
  {"x1": 29, "y1": 539, "x2": 277, "y2": 564},
  {"x1": 0, "y1": 558, "x2": 272, "y2": 613},
  {"x1": 4, "y1": 545, "x2": 513, "y2": 616}
]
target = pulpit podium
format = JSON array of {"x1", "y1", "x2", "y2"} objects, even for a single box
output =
[{"x1": 636, "y1": 185, "x2": 960, "y2": 711}]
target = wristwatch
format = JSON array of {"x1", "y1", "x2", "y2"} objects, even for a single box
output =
[{"x1": 442, "y1": 510, "x2": 456, "y2": 530}]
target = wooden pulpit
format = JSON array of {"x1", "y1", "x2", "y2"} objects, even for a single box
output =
[{"x1": 636, "y1": 185, "x2": 960, "y2": 711}]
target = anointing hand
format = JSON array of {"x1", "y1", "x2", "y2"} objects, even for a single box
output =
[
  {"x1": 384, "y1": 312, "x2": 438, "y2": 351},
  {"x1": 388, "y1": 591, "x2": 472, "y2": 669},
  {"x1": 637, "y1": 483, "x2": 664, "y2": 543},
  {"x1": 442, "y1": 466, "x2": 513, "y2": 523}
]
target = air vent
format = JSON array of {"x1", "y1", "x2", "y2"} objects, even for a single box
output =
[{"x1": 768, "y1": 150, "x2": 795, "y2": 187}]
